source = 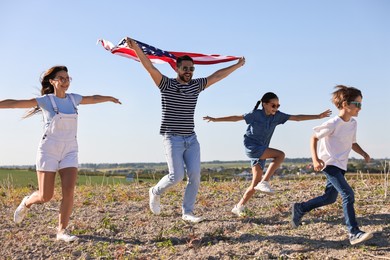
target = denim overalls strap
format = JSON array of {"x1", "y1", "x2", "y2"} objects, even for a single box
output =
[
  {"x1": 48, "y1": 94, "x2": 59, "y2": 114},
  {"x1": 49, "y1": 94, "x2": 78, "y2": 113},
  {"x1": 43, "y1": 95, "x2": 78, "y2": 141},
  {"x1": 67, "y1": 93, "x2": 78, "y2": 114}
]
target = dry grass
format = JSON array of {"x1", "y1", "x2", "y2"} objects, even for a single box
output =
[{"x1": 0, "y1": 175, "x2": 389, "y2": 259}]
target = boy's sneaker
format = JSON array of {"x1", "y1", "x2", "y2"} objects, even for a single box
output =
[
  {"x1": 14, "y1": 196, "x2": 30, "y2": 224},
  {"x1": 149, "y1": 187, "x2": 161, "y2": 215},
  {"x1": 182, "y1": 213, "x2": 204, "y2": 223},
  {"x1": 254, "y1": 181, "x2": 275, "y2": 194},
  {"x1": 349, "y1": 231, "x2": 373, "y2": 245},
  {"x1": 231, "y1": 204, "x2": 245, "y2": 217},
  {"x1": 291, "y1": 203, "x2": 304, "y2": 228},
  {"x1": 56, "y1": 230, "x2": 79, "y2": 242}
]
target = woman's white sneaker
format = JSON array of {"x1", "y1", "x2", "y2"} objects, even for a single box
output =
[{"x1": 14, "y1": 196, "x2": 30, "y2": 224}]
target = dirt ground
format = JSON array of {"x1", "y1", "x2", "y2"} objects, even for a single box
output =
[{"x1": 1, "y1": 176, "x2": 389, "y2": 259}]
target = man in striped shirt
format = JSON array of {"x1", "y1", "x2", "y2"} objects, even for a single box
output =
[{"x1": 127, "y1": 37, "x2": 245, "y2": 223}]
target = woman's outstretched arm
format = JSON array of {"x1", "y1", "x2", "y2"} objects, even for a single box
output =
[
  {"x1": 80, "y1": 95, "x2": 121, "y2": 105},
  {"x1": 0, "y1": 98, "x2": 38, "y2": 109}
]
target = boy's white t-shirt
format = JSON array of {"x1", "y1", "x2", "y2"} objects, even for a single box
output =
[{"x1": 314, "y1": 116, "x2": 357, "y2": 171}]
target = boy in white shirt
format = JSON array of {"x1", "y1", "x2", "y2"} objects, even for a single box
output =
[{"x1": 291, "y1": 85, "x2": 373, "y2": 245}]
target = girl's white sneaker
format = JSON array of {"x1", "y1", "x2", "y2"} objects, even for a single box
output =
[
  {"x1": 56, "y1": 230, "x2": 79, "y2": 242},
  {"x1": 231, "y1": 204, "x2": 245, "y2": 217},
  {"x1": 254, "y1": 181, "x2": 275, "y2": 194}
]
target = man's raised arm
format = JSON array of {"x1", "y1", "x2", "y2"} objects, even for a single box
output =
[
  {"x1": 205, "y1": 57, "x2": 245, "y2": 88},
  {"x1": 126, "y1": 37, "x2": 163, "y2": 87}
]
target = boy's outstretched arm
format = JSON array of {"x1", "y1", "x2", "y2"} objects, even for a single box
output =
[
  {"x1": 80, "y1": 95, "x2": 121, "y2": 105},
  {"x1": 289, "y1": 109, "x2": 332, "y2": 121},
  {"x1": 352, "y1": 143, "x2": 371, "y2": 163},
  {"x1": 203, "y1": 115, "x2": 244, "y2": 122}
]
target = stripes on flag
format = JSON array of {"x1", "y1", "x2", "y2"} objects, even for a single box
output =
[{"x1": 98, "y1": 38, "x2": 240, "y2": 70}]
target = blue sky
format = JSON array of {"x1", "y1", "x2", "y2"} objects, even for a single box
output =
[{"x1": 0, "y1": 1, "x2": 389, "y2": 166}]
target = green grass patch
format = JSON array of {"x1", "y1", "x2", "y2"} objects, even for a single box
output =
[
  {"x1": 0, "y1": 169, "x2": 37, "y2": 188},
  {"x1": 0, "y1": 169, "x2": 151, "y2": 188}
]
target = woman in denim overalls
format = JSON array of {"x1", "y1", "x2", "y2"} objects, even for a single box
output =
[{"x1": 0, "y1": 66, "x2": 121, "y2": 242}]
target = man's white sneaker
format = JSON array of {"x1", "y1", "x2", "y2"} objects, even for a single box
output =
[
  {"x1": 14, "y1": 196, "x2": 30, "y2": 224},
  {"x1": 231, "y1": 204, "x2": 245, "y2": 217},
  {"x1": 149, "y1": 187, "x2": 161, "y2": 215},
  {"x1": 182, "y1": 213, "x2": 204, "y2": 223},
  {"x1": 56, "y1": 230, "x2": 79, "y2": 242},
  {"x1": 254, "y1": 181, "x2": 275, "y2": 194}
]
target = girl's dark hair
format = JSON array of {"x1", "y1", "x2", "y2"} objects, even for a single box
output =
[
  {"x1": 332, "y1": 85, "x2": 362, "y2": 109},
  {"x1": 253, "y1": 92, "x2": 278, "y2": 111},
  {"x1": 24, "y1": 66, "x2": 68, "y2": 118}
]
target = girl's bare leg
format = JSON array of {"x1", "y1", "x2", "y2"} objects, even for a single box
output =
[
  {"x1": 237, "y1": 164, "x2": 263, "y2": 206},
  {"x1": 260, "y1": 148, "x2": 285, "y2": 181}
]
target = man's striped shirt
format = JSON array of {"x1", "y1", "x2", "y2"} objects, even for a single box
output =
[{"x1": 158, "y1": 75, "x2": 207, "y2": 135}]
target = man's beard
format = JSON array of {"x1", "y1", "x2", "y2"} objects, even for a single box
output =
[{"x1": 179, "y1": 73, "x2": 192, "y2": 83}]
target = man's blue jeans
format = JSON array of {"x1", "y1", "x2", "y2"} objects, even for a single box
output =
[
  {"x1": 299, "y1": 165, "x2": 359, "y2": 234},
  {"x1": 153, "y1": 133, "x2": 201, "y2": 214}
]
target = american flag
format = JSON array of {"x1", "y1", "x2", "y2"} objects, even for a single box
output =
[{"x1": 98, "y1": 38, "x2": 240, "y2": 70}]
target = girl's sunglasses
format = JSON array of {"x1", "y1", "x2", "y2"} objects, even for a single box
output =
[
  {"x1": 349, "y1": 101, "x2": 362, "y2": 109},
  {"x1": 268, "y1": 103, "x2": 280, "y2": 109}
]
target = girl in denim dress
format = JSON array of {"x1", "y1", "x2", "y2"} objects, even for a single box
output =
[{"x1": 204, "y1": 92, "x2": 331, "y2": 216}]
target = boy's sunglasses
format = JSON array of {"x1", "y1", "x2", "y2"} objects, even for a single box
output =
[{"x1": 349, "y1": 101, "x2": 362, "y2": 109}]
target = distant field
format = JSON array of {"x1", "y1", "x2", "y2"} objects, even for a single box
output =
[
  {"x1": 0, "y1": 169, "x2": 138, "y2": 188},
  {"x1": 92, "y1": 161, "x2": 251, "y2": 172},
  {"x1": 1, "y1": 168, "x2": 386, "y2": 188}
]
